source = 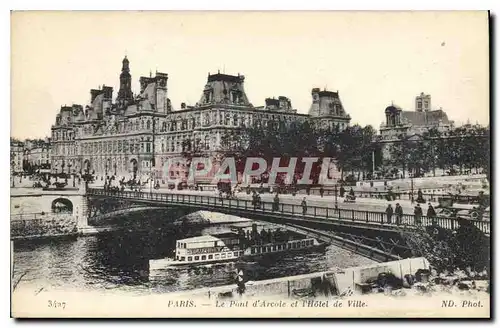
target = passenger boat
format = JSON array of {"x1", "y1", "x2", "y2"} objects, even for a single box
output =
[{"x1": 149, "y1": 231, "x2": 325, "y2": 271}]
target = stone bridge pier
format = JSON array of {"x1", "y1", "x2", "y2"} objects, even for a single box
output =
[
  {"x1": 10, "y1": 183, "x2": 92, "y2": 238},
  {"x1": 76, "y1": 183, "x2": 89, "y2": 230}
]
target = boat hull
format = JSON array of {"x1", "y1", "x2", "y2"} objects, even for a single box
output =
[{"x1": 149, "y1": 242, "x2": 327, "y2": 271}]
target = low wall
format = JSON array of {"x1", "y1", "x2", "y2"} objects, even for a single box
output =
[
  {"x1": 167, "y1": 257, "x2": 430, "y2": 300},
  {"x1": 334, "y1": 257, "x2": 429, "y2": 294},
  {"x1": 10, "y1": 213, "x2": 78, "y2": 240}
]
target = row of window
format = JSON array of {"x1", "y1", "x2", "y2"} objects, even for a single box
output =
[
  {"x1": 72, "y1": 111, "x2": 308, "y2": 138},
  {"x1": 250, "y1": 240, "x2": 314, "y2": 254},
  {"x1": 80, "y1": 139, "x2": 152, "y2": 155},
  {"x1": 52, "y1": 130, "x2": 74, "y2": 141},
  {"x1": 177, "y1": 251, "x2": 244, "y2": 262}
]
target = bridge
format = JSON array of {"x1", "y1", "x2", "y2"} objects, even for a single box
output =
[
  {"x1": 10, "y1": 183, "x2": 489, "y2": 261},
  {"x1": 85, "y1": 188, "x2": 490, "y2": 261}
]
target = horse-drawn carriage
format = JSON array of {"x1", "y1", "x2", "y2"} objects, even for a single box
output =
[
  {"x1": 436, "y1": 196, "x2": 489, "y2": 221},
  {"x1": 343, "y1": 194, "x2": 356, "y2": 203},
  {"x1": 217, "y1": 181, "x2": 235, "y2": 199},
  {"x1": 120, "y1": 178, "x2": 149, "y2": 191}
]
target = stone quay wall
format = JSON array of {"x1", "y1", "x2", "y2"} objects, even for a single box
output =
[{"x1": 11, "y1": 213, "x2": 78, "y2": 240}]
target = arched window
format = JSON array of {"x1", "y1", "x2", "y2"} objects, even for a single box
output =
[
  {"x1": 147, "y1": 120, "x2": 151, "y2": 130},
  {"x1": 204, "y1": 135, "x2": 210, "y2": 150},
  {"x1": 233, "y1": 114, "x2": 238, "y2": 126},
  {"x1": 162, "y1": 122, "x2": 167, "y2": 132}
]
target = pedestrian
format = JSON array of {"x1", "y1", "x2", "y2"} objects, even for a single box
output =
[
  {"x1": 385, "y1": 204, "x2": 393, "y2": 224},
  {"x1": 417, "y1": 189, "x2": 425, "y2": 203},
  {"x1": 395, "y1": 203, "x2": 403, "y2": 225},
  {"x1": 349, "y1": 188, "x2": 355, "y2": 197},
  {"x1": 319, "y1": 186, "x2": 324, "y2": 198},
  {"x1": 340, "y1": 186, "x2": 346, "y2": 198},
  {"x1": 414, "y1": 204, "x2": 423, "y2": 226},
  {"x1": 427, "y1": 203, "x2": 437, "y2": 225},
  {"x1": 256, "y1": 193, "x2": 261, "y2": 209},
  {"x1": 273, "y1": 193, "x2": 280, "y2": 212},
  {"x1": 301, "y1": 197, "x2": 307, "y2": 216}
]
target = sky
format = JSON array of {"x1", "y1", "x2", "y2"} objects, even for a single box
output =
[{"x1": 11, "y1": 11, "x2": 489, "y2": 139}]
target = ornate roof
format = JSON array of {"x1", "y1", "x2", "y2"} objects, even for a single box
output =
[
  {"x1": 197, "y1": 72, "x2": 251, "y2": 107},
  {"x1": 400, "y1": 109, "x2": 450, "y2": 126}
]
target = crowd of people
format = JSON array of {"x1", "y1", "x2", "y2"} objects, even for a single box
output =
[{"x1": 384, "y1": 202, "x2": 437, "y2": 225}]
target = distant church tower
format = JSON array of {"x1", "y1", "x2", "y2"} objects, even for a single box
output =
[
  {"x1": 415, "y1": 92, "x2": 431, "y2": 112},
  {"x1": 116, "y1": 56, "x2": 134, "y2": 109}
]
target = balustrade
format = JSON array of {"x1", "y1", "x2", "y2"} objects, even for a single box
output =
[{"x1": 85, "y1": 188, "x2": 490, "y2": 235}]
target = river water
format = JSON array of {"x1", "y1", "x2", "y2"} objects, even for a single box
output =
[{"x1": 12, "y1": 213, "x2": 375, "y2": 295}]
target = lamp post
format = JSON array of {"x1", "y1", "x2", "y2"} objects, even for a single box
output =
[
  {"x1": 410, "y1": 173, "x2": 414, "y2": 204},
  {"x1": 334, "y1": 184, "x2": 338, "y2": 209},
  {"x1": 149, "y1": 161, "x2": 153, "y2": 194},
  {"x1": 68, "y1": 163, "x2": 73, "y2": 187}
]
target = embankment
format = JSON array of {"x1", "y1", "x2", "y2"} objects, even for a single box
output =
[{"x1": 11, "y1": 213, "x2": 78, "y2": 240}]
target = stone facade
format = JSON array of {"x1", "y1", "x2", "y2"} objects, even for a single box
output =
[
  {"x1": 378, "y1": 93, "x2": 455, "y2": 159},
  {"x1": 10, "y1": 140, "x2": 24, "y2": 173},
  {"x1": 10, "y1": 138, "x2": 51, "y2": 173},
  {"x1": 50, "y1": 57, "x2": 352, "y2": 181},
  {"x1": 379, "y1": 93, "x2": 454, "y2": 140}
]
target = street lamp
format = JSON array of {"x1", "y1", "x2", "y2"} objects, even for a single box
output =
[
  {"x1": 68, "y1": 163, "x2": 73, "y2": 187},
  {"x1": 334, "y1": 184, "x2": 338, "y2": 209},
  {"x1": 410, "y1": 174, "x2": 414, "y2": 204},
  {"x1": 149, "y1": 162, "x2": 153, "y2": 194}
]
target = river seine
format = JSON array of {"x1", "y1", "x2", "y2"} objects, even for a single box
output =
[{"x1": 12, "y1": 214, "x2": 375, "y2": 295}]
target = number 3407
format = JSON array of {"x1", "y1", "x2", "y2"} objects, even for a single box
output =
[{"x1": 47, "y1": 300, "x2": 66, "y2": 309}]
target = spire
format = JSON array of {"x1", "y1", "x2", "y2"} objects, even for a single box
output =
[
  {"x1": 117, "y1": 56, "x2": 133, "y2": 107},
  {"x1": 121, "y1": 56, "x2": 130, "y2": 73}
]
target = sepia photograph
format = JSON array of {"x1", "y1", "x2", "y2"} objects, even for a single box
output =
[{"x1": 10, "y1": 10, "x2": 491, "y2": 318}]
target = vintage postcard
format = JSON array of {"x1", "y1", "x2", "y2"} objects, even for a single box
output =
[{"x1": 10, "y1": 11, "x2": 490, "y2": 318}]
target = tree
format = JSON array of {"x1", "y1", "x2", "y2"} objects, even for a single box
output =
[{"x1": 399, "y1": 220, "x2": 490, "y2": 273}]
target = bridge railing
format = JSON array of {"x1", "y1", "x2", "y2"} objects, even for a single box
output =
[
  {"x1": 87, "y1": 188, "x2": 490, "y2": 235},
  {"x1": 352, "y1": 190, "x2": 485, "y2": 204},
  {"x1": 267, "y1": 187, "x2": 485, "y2": 204}
]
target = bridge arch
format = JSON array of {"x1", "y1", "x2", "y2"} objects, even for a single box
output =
[{"x1": 51, "y1": 197, "x2": 73, "y2": 214}]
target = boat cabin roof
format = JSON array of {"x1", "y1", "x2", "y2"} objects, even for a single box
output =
[{"x1": 177, "y1": 232, "x2": 239, "y2": 245}]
